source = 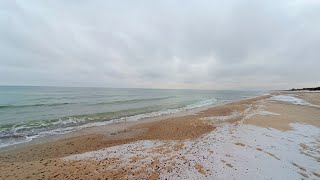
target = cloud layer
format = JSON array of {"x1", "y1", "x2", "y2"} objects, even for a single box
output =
[{"x1": 1, "y1": 0, "x2": 319, "y2": 90}]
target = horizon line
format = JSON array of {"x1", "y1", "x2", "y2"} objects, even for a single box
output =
[{"x1": 0, "y1": 84, "x2": 271, "y2": 91}]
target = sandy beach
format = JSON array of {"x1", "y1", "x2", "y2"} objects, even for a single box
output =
[{"x1": 0, "y1": 92, "x2": 319, "y2": 179}]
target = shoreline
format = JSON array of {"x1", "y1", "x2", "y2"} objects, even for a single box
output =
[
  {"x1": 0, "y1": 93, "x2": 267, "y2": 152},
  {"x1": 1, "y1": 92, "x2": 319, "y2": 179},
  {"x1": 0, "y1": 94, "x2": 270, "y2": 156}
]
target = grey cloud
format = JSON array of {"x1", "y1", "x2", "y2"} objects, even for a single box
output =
[{"x1": 0, "y1": 0, "x2": 319, "y2": 90}]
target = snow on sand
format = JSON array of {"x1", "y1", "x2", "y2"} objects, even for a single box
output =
[{"x1": 64, "y1": 95, "x2": 320, "y2": 179}]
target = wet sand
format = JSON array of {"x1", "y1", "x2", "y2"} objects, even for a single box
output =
[{"x1": 1, "y1": 92, "x2": 319, "y2": 179}]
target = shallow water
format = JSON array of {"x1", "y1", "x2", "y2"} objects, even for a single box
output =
[{"x1": 0, "y1": 86, "x2": 262, "y2": 148}]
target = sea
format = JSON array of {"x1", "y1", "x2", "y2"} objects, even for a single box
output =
[{"x1": 0, "y1": 86, "x2": 264, "y2": 148}]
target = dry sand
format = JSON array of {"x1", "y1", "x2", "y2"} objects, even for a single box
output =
[
  {"x1": 0, "y1": 92, "x2": 319, "y2": 179},
  {"x1": 244, "y1": 99, "x2": 320, "y2": 131}
]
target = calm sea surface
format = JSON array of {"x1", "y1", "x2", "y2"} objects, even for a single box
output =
[{"x1": 0, "y1": 86, "x2": 263, "y2": 148}]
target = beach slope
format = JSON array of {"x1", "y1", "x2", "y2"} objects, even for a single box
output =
[{"x1": 0, "y1": 92, "x2": 319, "y2": 179}]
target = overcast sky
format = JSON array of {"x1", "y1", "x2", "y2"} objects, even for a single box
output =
[{"x1": 0, "y1": 0, "x2": 319, "y2": 90}]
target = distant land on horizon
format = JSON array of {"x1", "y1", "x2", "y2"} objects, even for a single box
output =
[{"x1": 288, "y1": 86, "x2": 320, "y2": 91}]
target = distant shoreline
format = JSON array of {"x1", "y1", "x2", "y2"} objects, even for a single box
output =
[{"x1": 287, "y1": 86, "x2": 320, "y2": 91}]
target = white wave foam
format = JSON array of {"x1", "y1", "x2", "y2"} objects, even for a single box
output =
[
  {"x1": 55, "y1": 98, "x2": 219, "y2": 131},
  {"x1": 186, "y1": 99, "x2": 217, "y2": 109},
  {"x1": 59, "y1": 98, "x2": 218, "y2": 129},
  {"x1": 0, "y1": 134, "x2": 40, "y2": 148},
  {"x1": 0, "y1": 98, "x2": 218, "y2": 149}
]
